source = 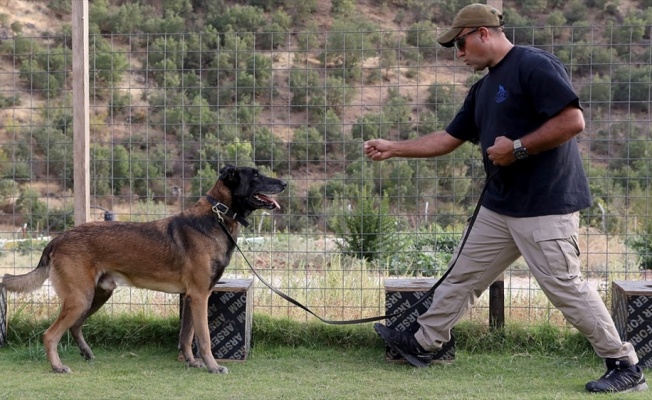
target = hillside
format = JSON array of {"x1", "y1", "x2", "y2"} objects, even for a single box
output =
[{"x1": 0, "y1": 0, "x2": 650, "y2": 232}]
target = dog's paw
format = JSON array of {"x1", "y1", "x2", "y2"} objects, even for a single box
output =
[
  {"x1": 209, "y1": 365, "x2": 229, "y2": 374},
  {"x1": 187, "y1": 360, "x2": 206, "y2": 368},
  {"x1": 52, "y1": 365, "x2": 72, "y2": 374}
]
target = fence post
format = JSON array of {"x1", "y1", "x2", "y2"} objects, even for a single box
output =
[{"x1": 72, "y1": 0, "x2": 90, "y2": 225}]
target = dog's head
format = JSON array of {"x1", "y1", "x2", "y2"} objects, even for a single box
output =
[{"x1": 218, "y1": 165, "x2": 287, "y2": 213}]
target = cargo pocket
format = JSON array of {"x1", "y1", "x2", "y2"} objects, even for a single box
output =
[{"x1": 532, "y1": 222, "x2": 581, "y2": 280}]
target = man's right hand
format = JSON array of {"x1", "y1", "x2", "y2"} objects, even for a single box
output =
[{"x1": 363, "y1": 139, "x2": 394, "y2": 161}]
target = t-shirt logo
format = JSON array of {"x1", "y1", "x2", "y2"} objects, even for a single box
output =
[{"x1": 495, "y1": 85, "x2": 509, "y2": 103}]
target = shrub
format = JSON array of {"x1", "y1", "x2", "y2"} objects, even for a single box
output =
[
  {"x1": 331, "y1": 0, "x2": 356, "y2": 15},
  {"x1": 350, "y1": 113, "x2": 391, "y2": 142},
  {"x1": 580, "y1": 73, "x2": 611, "y2": 107},
  {"x1": 19, "y1": 60, "x2": 61, "y2": 99},
  {"x1": 563, "y1": 0, "x2": 589, "y2": 24},
  {"x1": 386, "y1": 228, "x2": 461, "y2": 276},
  {"x1": 405, "y1": 20, "x2": 437, "y2": 58},
  {"x1": 629, "y1": 235, "x2": 652, "y2": 270},
  {"x1": 290, "y1": 126, "x2": 324, "y2": 167},
  {"x1": 16, "y1": 187, "x2": 48, "y2": 231},
  {"x1": 332, "y1": 192, "x2": 400, "y2": 262},
  {"x1": 252, "y1": 127, "x2": 289, "y2": 172},
  {"x1": 611, "y1": 66, "x2": 652, "y2": 112},
  {"x1": 0, "y1": 179, "x2": 19, "y2": 209},
  {"x1": 207, "y1": 4, "x2": 265, "y2": 34}
]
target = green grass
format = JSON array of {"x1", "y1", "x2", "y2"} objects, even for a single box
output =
[{"x1": 0, "y1": 314, "x2": 649, "y2": 399}]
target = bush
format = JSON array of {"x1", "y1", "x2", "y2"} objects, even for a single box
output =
[
  {"x1": 207, "y1": 4, "x2": 265, "y2": 34},
  {"x1": 331, "y1": 0, "x2": 356, "y2": 15},
  {"x1": 386, "y1": 228, "x2": 461, "y2": 276},
  {"x1": 580, "y1": 73, "x2": 611, "y2": 107},
  {"x1": 332, "y1": 192, "x2": 400, "y2": 262},
  {"x1": 611, "y1": 66, "x2": 652, "y2": 112},
  {"x1": 290, "y1": 126, "x2": 324, "y2": 167},
  {"x1": 0, "y1": 179, "x2": 19, "y2": 209},
  {"x1": 629, "y1": 235, "x2": 652, "y2": 270},
  {"x1": 350, "y1": 113, "x2": 391, "y2": 142},
  {"x1": 19, "y1": 60, "x2": 61, "y2": 99},
  {"x1": 252, "y1": 127, "x2": 289, "y2": 171},
  {"x1": 405, "y1": 20, "x2": 438, "y2": 58},
  {"x1": 16, "y1": 187, "x2": 48, "y2": 231},
  {"x1": 563, "y1": 0, "x2": 589, "y2": 24}
]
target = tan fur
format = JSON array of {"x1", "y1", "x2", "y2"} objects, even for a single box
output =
[{"x1": 2, "y1": 166, "x2": 286, "y2": 374}]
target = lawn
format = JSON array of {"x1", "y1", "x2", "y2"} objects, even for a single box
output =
[
  {"x1": 1, "y1": 315, "x2": 649, "y2": 399},
  {"x1": 0, "y1": 346, "x2": 620, "y2": 399},
  {"x1": 1, "y1": 342, "x2": 649, "y2": 399}
]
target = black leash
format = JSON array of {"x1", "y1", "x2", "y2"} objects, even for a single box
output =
[{"x1": 213, "y1": 171, "x2": 497, "y2": 325}]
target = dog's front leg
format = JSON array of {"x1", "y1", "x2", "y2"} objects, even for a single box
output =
[
  {"x1": 179, "y1": 294, "x2": 205, "y2": 368},
  {"x1": 188, "y1": 291, "x2": 228, "y2": 374}
]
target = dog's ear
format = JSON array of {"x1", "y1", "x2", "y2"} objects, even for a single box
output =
[{"x1": 219, "y1": 165, "x2": 240, "y2": 188}]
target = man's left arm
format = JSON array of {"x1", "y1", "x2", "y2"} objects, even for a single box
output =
[{"x1": 486, "y1": 105, "x2": 585, "y2": 166}]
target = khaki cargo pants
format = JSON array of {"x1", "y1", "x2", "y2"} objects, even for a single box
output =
[{"x1": 414, "y1": 207, "x2": 637, "y2": 364}]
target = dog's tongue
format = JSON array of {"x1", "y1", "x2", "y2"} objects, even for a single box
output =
[{"x1": 258, "y1": 194, "x2": 281, "y2": 209}]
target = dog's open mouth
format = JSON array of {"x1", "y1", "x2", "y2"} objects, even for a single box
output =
[{"x1": 253, "y1": 193, "x2": 281, "y2": 210}]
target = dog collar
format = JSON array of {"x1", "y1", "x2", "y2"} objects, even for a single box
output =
[{"x1": 206, "y1": 196, "x2": 250, "y2": 227}]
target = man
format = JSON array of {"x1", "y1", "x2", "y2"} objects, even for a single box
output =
[{"x1": 364, "y1": 3, "x2": 647, "y2": 394}]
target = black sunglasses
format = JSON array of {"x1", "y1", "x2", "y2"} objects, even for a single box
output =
[{"x1": 454, "y1": 28, "x2": 480, "y2": 51}]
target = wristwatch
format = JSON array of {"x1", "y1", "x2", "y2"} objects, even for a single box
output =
[{"x1": 513, "y1": 139, "x2": 528, "y2": 160}]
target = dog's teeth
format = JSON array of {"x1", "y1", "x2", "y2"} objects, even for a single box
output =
[{"x1": 255, "y1": 194, "x2": 281, "y2": 209}]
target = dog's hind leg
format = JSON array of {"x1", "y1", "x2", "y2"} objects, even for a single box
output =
[
  {"x1": 179, "y1": 294, "x2": 205, "y2": 368},
  {"x1": 70, "y1": 275, "x2": 116, "y2": 361},
  {"x1": 44, "y1": 293, "x2": 94, "y2": 373},
  {"x1": 44, "y1": 268, "x2": 97, "y2": 373}
]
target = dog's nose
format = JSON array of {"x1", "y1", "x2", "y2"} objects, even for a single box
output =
[{"x1": 280, "y1": 180, "x2": 288, "y2": 189}]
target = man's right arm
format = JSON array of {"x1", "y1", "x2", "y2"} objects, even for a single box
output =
[{"x1": 363, "y1": 130, "x2": 464, "y2": 161}]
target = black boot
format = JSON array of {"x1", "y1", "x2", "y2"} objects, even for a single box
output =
[
  {"x1": 585, "y1": 358, "x2": 648, "y2": 393},
  {"x1": 374, "y1": 323, "x2": 434, "y2": 367}
]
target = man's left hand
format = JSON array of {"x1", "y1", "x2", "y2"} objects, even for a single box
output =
[{"x1": 487, "y1": 136, "x2": 517, "y2": 166}]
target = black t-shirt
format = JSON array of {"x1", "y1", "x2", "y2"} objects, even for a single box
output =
[{"x1": 446, "y1": 46, "x2": 592, "y2": 217}]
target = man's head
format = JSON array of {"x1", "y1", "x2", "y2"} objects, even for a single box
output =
[{"x1": 436, "y1": 3, "x2": 504, "y2": 48}]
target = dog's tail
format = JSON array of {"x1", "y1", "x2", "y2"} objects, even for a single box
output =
[{"x1": 2, "y1": 242, "x2": 52, "y2": 293}]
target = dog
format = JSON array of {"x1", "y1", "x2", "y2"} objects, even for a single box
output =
[{"x1": 2, "y1": 165, "x2": 286, "y2": 374}]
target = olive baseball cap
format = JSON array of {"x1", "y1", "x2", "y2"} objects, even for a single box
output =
[{"x1": 436, "y1": 3, "x2": 504, "y2": 48}]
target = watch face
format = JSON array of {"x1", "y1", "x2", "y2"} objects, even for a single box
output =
[{"x1": 514, "y1": 148, "x2": 528, "y2": 160}]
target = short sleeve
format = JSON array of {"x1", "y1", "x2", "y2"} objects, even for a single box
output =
[
  {"x1": 445, "y1": 82, "x2": 482, "y2": 144},
  {"x1": 527, "y1": 57, "x2": 581, "y2": 119}
]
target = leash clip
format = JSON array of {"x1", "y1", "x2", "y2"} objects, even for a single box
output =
[
  {"x1": 206, "y1": 196, "x2": 249, "y2": 227},
  {"x1": 212, "y1": 202, "x2": 229, "y2": 223}
]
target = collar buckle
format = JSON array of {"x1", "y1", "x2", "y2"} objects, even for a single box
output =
[{"x1": 207, "y1": 196, "x2": 249, "y2": 227}]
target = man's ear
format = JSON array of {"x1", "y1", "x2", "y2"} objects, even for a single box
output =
[{"x1": 219, "y1": 164, "x2": 239, "y2": 187}]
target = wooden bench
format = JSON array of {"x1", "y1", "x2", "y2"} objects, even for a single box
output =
[
  {"x1": 384, "y1": 278, "x2": 455, "y2": 364},
  {"x1": 612, "y1": 280, "x2": 652, "y2": 368}
]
